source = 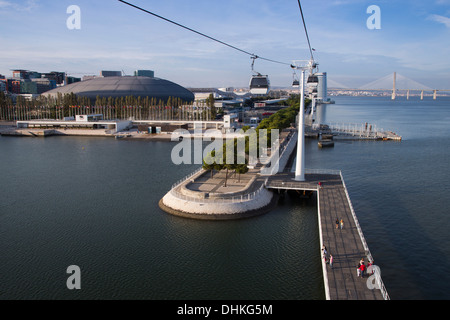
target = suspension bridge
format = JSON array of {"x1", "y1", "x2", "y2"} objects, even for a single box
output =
[{"x1": 331, "y1": 72, "x2": 449, "y2": 100}]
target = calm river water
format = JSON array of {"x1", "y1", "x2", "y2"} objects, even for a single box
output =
[{"x1": 1, "y1": 96, "x2": 449, "y2": 300}]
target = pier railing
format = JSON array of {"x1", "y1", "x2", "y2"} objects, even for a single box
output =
[
  {"x1": 170, "y1": 182, "x2": 267, "y2": 204},
  {"x1": 326, "y1": 122, "x2": 381, "y2": 138},
  {"x1": 171, "y1": 167, "x2": 204, "y2": 190},
  {"x1": 340, "y1": 171, "x2": 390, "y2": 300},
  {"x1": 305, "y1": 168, "x2": 342, "y2": 175}
]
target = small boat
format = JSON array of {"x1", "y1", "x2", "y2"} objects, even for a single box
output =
[
  {"x1": 115, "y1": 134, "x2": 131, "y2": 139},
  {"x1": 318, "y1": 139, "x2": 334, "y2": 148},
  {"x1": 321, "y1": 134, "x2": 333, "y2": 140}
]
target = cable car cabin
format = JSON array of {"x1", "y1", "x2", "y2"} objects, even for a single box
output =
[
  {"x1": 307, "y1": 75, "x2": 318, "y2": 85},
  {"x1": 249, "y1": 75, "x2": 270, "y2": 95},
  {"x1": 292, "y1": 79, "x2": 300, "y2": 87}
]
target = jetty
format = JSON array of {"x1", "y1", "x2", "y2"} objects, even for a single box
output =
[
  {"x1": 306, "y1": 123, "x2": 402, "y2": 141},
  {"x1": 266, "y1": 170, "x2": 389, "y2": 300},
  {"x1": 159, "y1": 129, "x2": 390, "y2": 300}
]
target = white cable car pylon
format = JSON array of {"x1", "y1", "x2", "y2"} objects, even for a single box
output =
[{"x1": 290, "y1": 58, "x2": 318, "y2": 181}]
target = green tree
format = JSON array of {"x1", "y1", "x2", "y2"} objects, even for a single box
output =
[
  {"x1": 202, "y1": 158, "x2": 216, "y2": 178},
  {"x1": 235, "y1": 164, "x2": 249, "y2": 182},
  {"x1": 202, "y1": 150, "x2": 222, "y2": 178},
  {"x1": 206, "y1": 93, "x2": 216, "y2": 119}
]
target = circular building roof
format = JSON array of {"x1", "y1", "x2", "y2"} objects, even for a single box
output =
[{"x1": 42, "y1": 76, "x2": 194, "y2": 102}]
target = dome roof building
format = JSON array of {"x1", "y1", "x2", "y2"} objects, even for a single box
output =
[{"x1": 42, "y1": 76, "x2": 194, "y2": 103}]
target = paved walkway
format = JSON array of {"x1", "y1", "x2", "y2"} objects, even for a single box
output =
[
  {"x1": 267, "y1": 172, "x2": 387, "y2": 300},
  {"x1": 318, "y1": 176, "x2": 384, "y2": 300},
  {"x1": 188, "y1": 168, "x2": 260, "y2": 194}
]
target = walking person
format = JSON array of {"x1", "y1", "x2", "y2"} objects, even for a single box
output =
[
  {"x1": 356, "y1": 262, "x2": 361, "y2": 277},
  {"x1": 329, "y1": 255, "x2": 333, "y2": 269},
  {"x1": 359, "y1": 262, "x2": 366, "y2": 278},
  {"x1": 340, "y1": 219, "x2": 344, "y2": 230},
  {"x1": 335, "y1": 218, "x2": 339, "y2": 229}
]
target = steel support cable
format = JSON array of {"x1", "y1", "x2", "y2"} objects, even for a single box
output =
[
  {"x1": 118, "y1": 0, "x2": 292, "y2": 67},
  {"x1": 297, "y1": 0, "x2": 314, "y2": 61}
]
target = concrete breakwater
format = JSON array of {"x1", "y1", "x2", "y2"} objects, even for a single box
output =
[
  {"x1": 159, "y1": 129, "x2": 298, "y2": 219},
  {"x1": 0, "y1": 128, "x2": 114, "y2": 137}
]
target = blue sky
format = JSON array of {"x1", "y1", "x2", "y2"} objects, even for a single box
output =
[{"x1": 0, "y1": 0, "x2": 449, "y2": 89}]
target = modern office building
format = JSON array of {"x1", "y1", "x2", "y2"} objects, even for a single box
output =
[
  {"x1": 66, "y1": 76, "x2": 81, "y2": 85},
  {"x1": 21, "y1": 78, "x2": 57, "y2": 94},
  {"x1": 12, "y1": 69, "x2": 30, "y2": 80},
  {"x1": 41, "y1": 71, "x2": 66, "y2": 85},
  {"x1": 316, "y1": 72, "x2": 327, "y2": 101}
]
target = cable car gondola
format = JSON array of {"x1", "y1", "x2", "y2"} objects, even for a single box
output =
[
  {"x1": 249, "y1": 56, "x2": 270, "y2": 95},
  {"x1": 292, "y1": 71, "x2": 300, "y2": 87},
  {"x1": 307, "y1": 74, "x2": 318, "y2": 85},
  {"x1": 249, "y1": 73, "x2": 270, "y2": 95}
]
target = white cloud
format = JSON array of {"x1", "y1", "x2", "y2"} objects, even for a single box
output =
[
  {"x1": 428, "y1": 14, "x2": 450, "y2": 28},
  {"x1": 0, "y1": 0, "x2": 11, "y2": 8},
  {"x1": 0, "y1": 0, "x2": 38, "y2": 11}
]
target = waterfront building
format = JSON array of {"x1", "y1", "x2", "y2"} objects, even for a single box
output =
[
  {"x1": 21, "y1": 78, "x2": 56, "y2": 94},
  {"x1": 10, "y1": 80, "x2": 21, "y2": 94},
  {"x1": 66, "y1": 76, "x2": 81, "y2": 85},
  {"x1": 12, "y1": 69, "x2": 30, "y2": 80},
  {"x1": 41, "y1": 71, "x2": 66, "y2": 85},
  {"x1": 134, "y1": 70, "x2": 154, "y2": 78},
  {"x1": 42, "y1": 76, "x2": 195, "y2": 104},
  {"x1": 16, "y1": 113, "x2": 131, "y2": 134},
  {"x1": 223, "y1": 114, "x2": 238, "y2": 130},
  {"x1": 28, "y1": 71, "x2": 42, "y2": 79},
  {"x1": 316, "y1": 72, "x2": 327, "y2": 101}
]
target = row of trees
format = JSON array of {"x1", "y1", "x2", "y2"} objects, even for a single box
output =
[
  {"x1": 202, "y1": 140, "x2": 250, "y2": 186},
  {"x1": 201, "y1": 95, "x2": 307, "y2": 185},
  {"x1": 0, "y1": 92, "x2": 216, "y2": 122}
]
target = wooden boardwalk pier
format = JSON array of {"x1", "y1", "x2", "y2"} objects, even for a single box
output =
[
  {"x1": 161, "y1": 126, "x2": 390, "y2": 299},
  {"x1": 266, "y1": 171, "x2": 389, "y2": 300}
]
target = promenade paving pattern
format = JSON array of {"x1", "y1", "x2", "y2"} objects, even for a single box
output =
[
  {"x1": 187, "y1": 168, "x2": 262, "y2": 194},
  {"x1": 266, "y1": 172, "x2": 386, "y2": 300}
]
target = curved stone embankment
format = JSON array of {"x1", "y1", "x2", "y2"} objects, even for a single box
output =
[{"x1": 159, "y1": 187, "x2": 278, "y2": 220}]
